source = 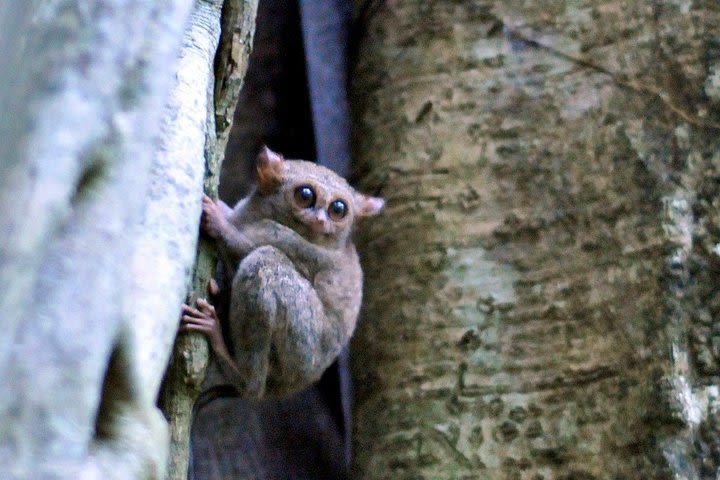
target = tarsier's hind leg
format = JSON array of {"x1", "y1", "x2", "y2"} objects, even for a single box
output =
[{"x1": 230, "y1": 246, "x2": 339, "y2": 399}]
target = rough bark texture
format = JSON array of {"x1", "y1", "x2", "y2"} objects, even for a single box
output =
[
  {"x1": 155, "y1": 1, "x2": 225, "y2": 479},
  {"x1": 157, "y1": 1, "x2": 257, "y2": 479},
  {"x1": 0, "y1": 0, "x2": 256, "y2": 478},
  {"x1": 0, "y1": 1, "x2": 194, "y2": 479},
  {"x1": 350, "y1": 1, "x2": 720, "y2": 479}
]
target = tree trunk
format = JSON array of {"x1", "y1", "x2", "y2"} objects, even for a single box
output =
[
  {"x1": 0, "y1": 1, "x2": 256, "y2": 478},
  {"x1": 0, "y1": 2, "x2": 195, "y2": 478},
  {"x1": 158, "y1": 1, "x2": 257, "y2": 479},
  {"x1": 350, "y1": 2, "x2": 720, "y2": 479}
]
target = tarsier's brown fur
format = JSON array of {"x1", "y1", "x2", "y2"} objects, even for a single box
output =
[{"x1": 181, "y1": 147, "x2": 383, "y2": 399}]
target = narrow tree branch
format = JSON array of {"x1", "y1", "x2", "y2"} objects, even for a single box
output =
[{"x1": 154, "y1": 1, "x2": 257, "y2": 479}]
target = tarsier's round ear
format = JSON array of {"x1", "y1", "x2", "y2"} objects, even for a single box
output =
[
  {"x1": 256, "y1": 146, "x2": 284, "y2": 195},
  {"x1": 354, "y1": 193, "x2": 385, "y2": 218}
]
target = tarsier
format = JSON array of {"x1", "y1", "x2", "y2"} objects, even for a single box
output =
[{"x1": 181, "y1": 147, "x2": 383, "y2": 399}]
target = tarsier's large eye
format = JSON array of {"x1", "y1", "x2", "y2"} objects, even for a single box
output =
[
  {"x1": 328, "y1": 199, "x2": 348, "y2": 221},
  {"x1": 294, "y1": 185, "x2": 316, "y2": 208}
]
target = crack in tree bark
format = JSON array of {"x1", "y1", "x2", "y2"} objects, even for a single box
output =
[{"x1": 500, "y1": 23, "x2": 720, "y2": 131}]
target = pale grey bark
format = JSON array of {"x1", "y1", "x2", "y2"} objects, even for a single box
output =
[
  {"x1": 0, "y1": 1, "x2": 221, "y2": 479},
  {"x1": 131, "y1": 0, "x2": 225, "y2": 406},
  {"x1": 150, "y1": 1, "x2": 257, "y2": 479},
  {"x1": 135, "y1": 3, "x2": 223, "y2": 477}
]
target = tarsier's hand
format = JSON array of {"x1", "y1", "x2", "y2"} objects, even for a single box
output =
[
  {"x1": 180, "y1": 299, "x2": 226, "y2": 355},
  {"x1": 200, "y1": 195, "x2": 230, "y2": 239}
]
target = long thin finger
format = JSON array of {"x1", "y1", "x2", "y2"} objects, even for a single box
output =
[
  {"x1": 182, "y1": 304, "x2": 204, "y2": 317},
  {"x1": 181, "y1": 315, "x2": 212, "y2": 326},
  {"x1": 196, "y1": 299, "x2": 217, "y2": 317},
  {"x1": 180, "y1": 324, "x2": 212, "y2": 334},
  {"x1": 182, "y1": 303, "x2": 201, "y2": 313}
]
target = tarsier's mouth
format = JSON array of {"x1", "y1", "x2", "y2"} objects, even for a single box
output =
[{"x1": 309, "y1": 221, "x2": 333, "y2": 235}]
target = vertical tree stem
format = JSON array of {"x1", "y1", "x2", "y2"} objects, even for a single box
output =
[{"x1": 159, "y1": 1, "x2": 257, "y2": 479}]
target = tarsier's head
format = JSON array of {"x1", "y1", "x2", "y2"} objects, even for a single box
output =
[{"x1": 255, "y1": 146, "x2": 384, "y2": 246}]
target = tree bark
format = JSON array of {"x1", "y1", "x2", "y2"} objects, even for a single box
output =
[
  {"x1": 157, "y1": 1, "x2": 257, "y2": 479},
  {"x1": 0, "y1": 0, "x2": 256, "y2": 479},
  {"x1": 350, "y1": 2, "x2": 720, "y2": 479},
  {"x1": 0, "y1": 1, "x2": 194, "y2": 478}
]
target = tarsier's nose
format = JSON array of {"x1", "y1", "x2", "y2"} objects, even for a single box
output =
[{"x1": 311, "y1": 210, "x2": 332, "y2": 234}]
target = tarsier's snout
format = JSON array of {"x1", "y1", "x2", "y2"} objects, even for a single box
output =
[{"x1": 309, "y1": 209, "x2": 333, "y2": 234}]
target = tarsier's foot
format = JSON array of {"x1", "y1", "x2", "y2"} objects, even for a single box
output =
[{"x1": 180, "y1": 299, "x2": 224, "y2": 352}]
